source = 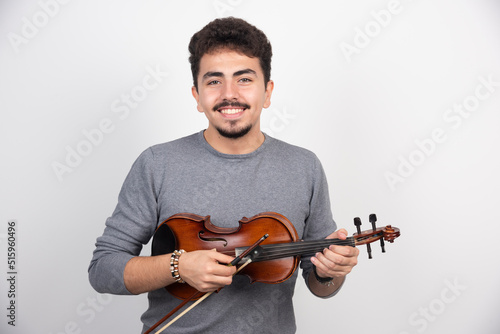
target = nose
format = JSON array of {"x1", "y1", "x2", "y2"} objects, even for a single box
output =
[{"x1": 221, "y1": 81, "x2": 239, "y2": 100}]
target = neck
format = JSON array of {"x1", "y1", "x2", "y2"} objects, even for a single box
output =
[{"x1": 203, "y1": 128, "x2": 265, "y2": 155}]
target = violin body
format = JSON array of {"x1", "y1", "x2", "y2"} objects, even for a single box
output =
[
  {"x1": 152, "y1": 212, "x2": 400, "y2": 300},
  {"x1": 152, "y1": 212, "x2": 300, "y2": 300}
]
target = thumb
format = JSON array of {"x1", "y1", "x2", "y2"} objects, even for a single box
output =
[{"x1": 326, "y1": 228, "x2": 348, "y2": 240}]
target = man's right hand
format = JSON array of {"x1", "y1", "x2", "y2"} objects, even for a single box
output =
[{"x1": 178, "y1": 249, "x2": 237, "y2": 292}]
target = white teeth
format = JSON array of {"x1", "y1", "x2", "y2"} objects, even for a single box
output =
[{"x1": 220, "y1": 108, "x2": 244, "y2": 114}]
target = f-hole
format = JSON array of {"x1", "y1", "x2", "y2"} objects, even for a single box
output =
[{"x1": 198, "y1": 231, "x2": 228, "y2": 247}]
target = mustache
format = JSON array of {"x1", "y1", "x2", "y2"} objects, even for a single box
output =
[{"x1": 213, "y1": 101, "x2": 250, "y2": 112}]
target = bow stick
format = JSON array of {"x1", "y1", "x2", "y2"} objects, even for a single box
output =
[
  {"x1": 154, "y1": 258, "x2": 255, "y2": 333},
  {"x1": 145, "y1": 234, "x2": 268, "y2": 334}
]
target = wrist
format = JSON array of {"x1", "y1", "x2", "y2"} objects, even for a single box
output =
[
  {"x1": 170, "y1": 249, "x2": 186, "y2": 283},
  {"x1": 313, "y1": 266, "x2": 334, "y2": 286}
]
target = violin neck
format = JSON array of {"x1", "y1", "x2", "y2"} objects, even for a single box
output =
[{"x1": 236, "y1": 237, "x2": 356, "y2": 263}]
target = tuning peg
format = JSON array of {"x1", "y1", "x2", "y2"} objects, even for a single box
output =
[
  {"x1": 369, "y1": 214, "x2": 377, "y2": 230},
  {"x1": 354, "y1": 217, "x2": 372, "y2": 259},
  {"x1": 354, "y1": 217, "x2": 362, "y2": 234},
  {"x1": 369, "y1": 213, "x2": 385, "y2": 253}
]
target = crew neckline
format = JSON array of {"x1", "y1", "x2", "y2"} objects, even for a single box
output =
[{"x1": 197, "y1": 130, "x2": 270, "y2": 159}]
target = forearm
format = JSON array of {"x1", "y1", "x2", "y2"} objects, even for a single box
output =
[
  {"x1": 124, "y1": 250, "x2": 237, "y2": 295},
  {"x1": 124, "y1": 254, "x2": 176, "y2": 294},
  {"x1": 307, "y1": 269, "x2": 344, "y2": 298},
  {"x1": 306, "y1": 229, "x2": 359, "y2": 298}
]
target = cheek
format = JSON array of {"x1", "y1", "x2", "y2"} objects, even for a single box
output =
[
  {"x1": 243, "y1": 90, "x2": 262, "y2": 105},
  {"x1": 196, "y1": 93, "x2": 216, "y2": 112}
]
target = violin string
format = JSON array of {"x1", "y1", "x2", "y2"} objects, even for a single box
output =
[
  {"x1": 220, "y1": 238, "x2": 352, "y2": 255},
  {"x1": 221, "y1": 233, "x2": 383, "y2": 262},
  {"x1": 253, "y1": 233, "x2": 384, "y2": 262},
  {"x1": 252, "y1": 238, "x2": 356, "y2": 262},
  {"x1": 255, "y1": 246, "x2": 341, "y2": 261},
  {"x1": 260, "y1": 241, "x2": 352, "y2": 254}
]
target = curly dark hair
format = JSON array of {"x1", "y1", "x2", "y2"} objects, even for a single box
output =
[{"x1": 188, "y1": 17, "x2": 272, "y2": 90}]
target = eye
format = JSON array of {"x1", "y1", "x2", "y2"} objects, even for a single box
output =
[
  {"x1": 239, "y1": 77, "x2": 252, "y2": 83},
  {"x1": 207, "y1": 80, "x2": 221, "y2": 85}
]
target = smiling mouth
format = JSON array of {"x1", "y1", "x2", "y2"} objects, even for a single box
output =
[
  {"x1": 213, "y1": 101, "x2": 250, "y2": 115},
  {"x1": 220, "y1": 108, "x2": 245, "y2": 115}
]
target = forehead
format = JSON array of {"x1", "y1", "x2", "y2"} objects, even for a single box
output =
[{"x1": 198, "y1": 49, "x2": 263, "y2": 78}]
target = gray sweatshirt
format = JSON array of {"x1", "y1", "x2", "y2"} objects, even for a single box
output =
[{"x1": 89, "y1": 131, "x2": 337, "y2": 333}]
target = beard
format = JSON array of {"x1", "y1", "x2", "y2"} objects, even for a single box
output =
[
  {"x1": 215, "y1": 122, "x2": 252, "y2": 139},
  {"x1": 212, "y1": 100, "x2": 252, "y2": 139}
]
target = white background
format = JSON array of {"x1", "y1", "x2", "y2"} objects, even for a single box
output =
[{"x1": 1, "y1": 0, "x2": 500, "y2": 333}]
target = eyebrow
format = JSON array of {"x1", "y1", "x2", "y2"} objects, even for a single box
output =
[
  {"x1": 202, "y1": 68, "x2": 257, "y2": 80},
  {"x1": 234, "y1": 69, "x2": 257, "y2": 77}
]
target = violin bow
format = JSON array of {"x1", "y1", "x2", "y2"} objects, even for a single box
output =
[
  {"x1": 145, "y1": 234, "x2": 268, "y2": 334},
  {"x1": 154, "y1": 258, "x2": 255, "y2": 333}
]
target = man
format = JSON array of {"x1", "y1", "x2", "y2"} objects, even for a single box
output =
[{"x1": 89, "y1": 17, "x2": 359, "y2": 333}]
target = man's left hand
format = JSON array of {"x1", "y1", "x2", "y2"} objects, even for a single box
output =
[{"x1": 311, "y1": 229, "x2": 359, "y2": 279}]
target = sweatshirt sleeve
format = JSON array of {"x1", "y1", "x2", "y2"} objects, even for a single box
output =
[
  {"x1": 88, "y1": 148, "x2": 159, "y2": 295},
  {"x1": 299, "y1": 155, "x2": 342, "y2": 297}
]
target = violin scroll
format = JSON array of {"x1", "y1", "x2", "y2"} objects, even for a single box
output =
[
  {"x1": 382, "y1": 225, "x2": 400, "y2": 243},
  {"x1": 352, "y1": 214, "x2": 400, "y2": 258}
]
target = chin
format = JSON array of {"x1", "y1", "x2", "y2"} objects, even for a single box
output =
[{"x1": 216, "y1": 124, "x2": 252, "y2": 139}]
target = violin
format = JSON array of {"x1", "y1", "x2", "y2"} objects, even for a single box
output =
[{"x1": 151, "y1": 211, "x2": 400, "y2": 300}]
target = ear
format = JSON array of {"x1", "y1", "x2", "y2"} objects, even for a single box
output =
[
  {"x1": 263, "y1": 80, "x2": 274, "y2": 109},
  {"x1": 191, "y1": 86, "x2": 203, "y2": 113}
]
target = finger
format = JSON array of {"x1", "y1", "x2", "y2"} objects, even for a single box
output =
[
  {"x1": 328, "y1": 244, "x2": 359, "y2": 258},
  {"x1": 209, "y1": 250, "x2": 236, "y2": 265},
  {"x1": 310, "y1": 254, "x2": 332, "y2": 277},
  {"x1": 312, "y1": 250, "x2": 339, "y2": 273},
  {"x1": 326, "y1": 228, "x2": 348, "y2": 240},
  {"x1": 318, "y1": 249, "x2": 347, "y2": 268},
  {"x1": 316, "y1": 248, "x2": 357, "y2": 274},
  {"x1": 203, "y1": 257, "x2": 237, "y2": 276},
  {"x1": 312, "y1": 253, "x2": 350, "y2": 279},
  {"x1": 212, "y1": 264, "x2": 237, "y2": 277},
  {"x1": 196, "y1": 275, "x2": 233, "y2": 292}
]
